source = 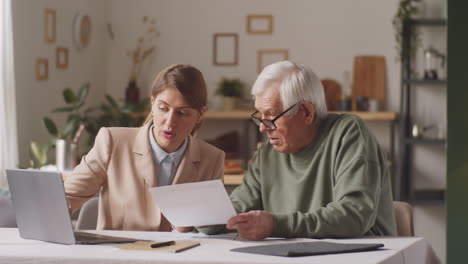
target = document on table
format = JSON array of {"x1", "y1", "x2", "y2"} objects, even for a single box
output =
[{"x1": 149, "y1": 180, "x2": 237, "y2": 226}]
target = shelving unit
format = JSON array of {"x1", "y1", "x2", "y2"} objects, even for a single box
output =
[
  {"x1": 397, "y1": 18, "x2": 447, "y2": 202},
  {"x1": 205, "y1": 110, "x2": 397, "y2": 121}
]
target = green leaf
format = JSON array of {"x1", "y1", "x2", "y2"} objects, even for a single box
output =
[
  {"x1": 120, "y1": 107, "x2": 132, "y2": 114},
  {"x1": 45, "y1": 140, "x2": 56, "y2": 152},
  {"x1": 84, "y1": 106, "x2": 96, "y2": 114},
  {"x1": 53, "y1": 106, "x2": 76, "y2": 112},
  {"x1": 62, "y1": 116, "x2": 80, "y2": 139},
  {"x1": 133, "y1": 97, "x2": 151, "y2": 112},
  {"x1": 63, "y1": 88, "x2": 77, "y2": 104},
  {"x1": 43, "y1": 117, "x2": 58, "y2": 137},
  {"x1": 105, "y1": 94, "x2": 119, "y2": 109},
  {"x1": 67, "y1": 113, "x2": 80, "y2": 122},
  {"x1": 55, "y1": 102, "x2": 85, "y2": 113},
  {"x1": 100, "y1": 104, "x2": 112, "y2": 113},
  {"x1": 74, "y1": 101, "x2": 86, "y2": 111},
  {"x1": 78, "y1": 83, "x2": 90, "y2": 104},
  {"x1": 30, "y1": 141, "x2": 47, "y2": 167}
]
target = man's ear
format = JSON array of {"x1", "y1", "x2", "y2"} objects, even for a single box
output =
[{"x1": 300, "y1": 103, "x2": 315, "y2": 125}]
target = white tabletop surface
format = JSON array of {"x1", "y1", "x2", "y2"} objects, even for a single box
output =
[{"x1": 0, "y1": 228, "x2": 440, "y2": 264}]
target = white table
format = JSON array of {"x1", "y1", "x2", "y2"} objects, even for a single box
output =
[{"x1": 0, "y1": 228, "x2": 440, "y2": 264}]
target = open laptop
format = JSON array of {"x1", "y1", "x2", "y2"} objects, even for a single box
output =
[{"x1": 6, "y1": 169, "x2": 138, "y2": 245}]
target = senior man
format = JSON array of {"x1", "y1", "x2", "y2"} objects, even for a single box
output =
[{"x1": 202, "y1": 61, "x2": 396, "y2": 240}]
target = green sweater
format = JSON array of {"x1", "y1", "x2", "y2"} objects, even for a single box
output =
[{"x1": 230, "y1": 114, "x2": 397, "y2": 238}]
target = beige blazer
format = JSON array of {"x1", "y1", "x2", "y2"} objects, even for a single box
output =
[{"x1": 64, "y1": 124, "x2": 224, "y2": 231}]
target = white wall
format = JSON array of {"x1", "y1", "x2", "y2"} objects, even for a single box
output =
[
  {"x1": 105, "y1": 0, "x2": 401, "y2": 112},
  {"x1": 12, "y1": 0, "x2": 108, "y2": 167},
  {"x1": 11, "y1": 0, "x2": 446, "y2": 261}
]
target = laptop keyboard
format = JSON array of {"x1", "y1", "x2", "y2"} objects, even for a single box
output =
[
  {"x1": 74, "y1": 232, "x2": 137, "y2": 244},
  {"x1": 75, "y1": 232, "x2": 107, "y2": 241}
]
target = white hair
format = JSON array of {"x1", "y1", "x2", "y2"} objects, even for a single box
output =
[{"x1": 251, "y1": 60, "x2": 327, "y2": 120}]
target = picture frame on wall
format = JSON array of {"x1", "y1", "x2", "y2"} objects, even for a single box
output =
[
  {"x1": 213, "y1": 33, "x2": 239, "y2": 66},
  {"x1": 56, "y1": 47, "x2": 69, "y2": 69},
  {"x1": 246, "y1": 15, "x2": 273, "y2": 35},
  {"x1": 257, "y1": 49, "x2": 289, "y2": 73},
  {"x1": 35, "y1": 58, "x2": 48, "y2": 80},
  {"x1": 44, "y1": 8, "x2": 56, "y2": 43}
]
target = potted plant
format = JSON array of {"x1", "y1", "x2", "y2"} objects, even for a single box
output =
[
  {"x1": 27, "y1": 141, "x2": 51, "y2": 169},
  {"x1": 392, "y1": 0, "x2": 422, "y2": 63},
  {"x1": 126, "y1": 16, "x2": 159, "y2": 105},
  {"x1": 85, "y1": 94, "x2": 150, "y2": 142},
  {"x1": 43, "y1": 83, "x2": 93, "y2": 171},
  {"x1": 215, "y1": 77, "x2": 244, "y2": 111}
]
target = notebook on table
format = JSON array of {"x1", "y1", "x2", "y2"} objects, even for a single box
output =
[
  {"x1": 231, "y1": 241, "x2": 384, "y2": 257},
  {"x1": 6, "y1": 169, "x2": 137, "y2": 245}
]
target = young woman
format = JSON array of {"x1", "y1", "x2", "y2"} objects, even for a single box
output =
[{"x1": 65, "y1": 64, "x2": 224, "y2": 231}]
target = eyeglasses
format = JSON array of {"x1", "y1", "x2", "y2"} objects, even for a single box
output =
[{"x1": 251, "y1": 104, "x2": 297, "y2": 130}]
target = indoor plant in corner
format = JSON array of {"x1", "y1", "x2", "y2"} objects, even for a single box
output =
[
  {"x1": 215, "y1": 77, "x2": 244, "y2": 111},
  {"x1": 43, "y1": 83, "x2": 93, "y2": 171},
  {"x1": 392, "y1": 0, "x2": 422, "y2": 63}
]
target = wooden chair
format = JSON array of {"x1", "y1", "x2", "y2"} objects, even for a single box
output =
[{"x1": 393, "y1": 201, "x2": 414, "y2": 236}]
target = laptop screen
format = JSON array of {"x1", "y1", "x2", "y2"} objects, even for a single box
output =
[{"x1": 6, "y1": 169, "x2": 76, "y2": 244}]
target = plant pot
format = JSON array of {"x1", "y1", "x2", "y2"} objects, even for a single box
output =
[
  {"x1": 125, "y1": 80, "x2": 140, "y2": 105},
  {"x1": 222, "y1": 97, "x2": 237, "y2": 111},
  {"x1": 56, "y1": 139, "x2": 78, "y2": 171}
]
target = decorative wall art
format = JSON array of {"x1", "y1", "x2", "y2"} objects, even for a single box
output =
[
  {"x1": 35, "y1": 58, "x2": 48, "y2": 80},
  {"x1": 213, "y1": 33, "x2": 239, "y2": 66},
  {"x1": 56, "y1": 47, "x2": 69, "y2": 69},
  {"x1": 72, "y1": 12, "x2": 91, "y2": 50},
  {"x1": 246, "y1": 15, "x2": 273, "y2": 35},
  {"x1": 44, "y1": 8, "x2": 56, "y2": 43},
  {"x1": 257, "y1": 49, "x2": 289, "y2": 73}
]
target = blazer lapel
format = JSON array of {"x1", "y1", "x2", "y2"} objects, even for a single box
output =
[
  {"x1": 172, "y1": 135, "x2": 200, "y2": 185},
  {"x1": 133, "y1": 124, "x2": 157, "y2": 187}
]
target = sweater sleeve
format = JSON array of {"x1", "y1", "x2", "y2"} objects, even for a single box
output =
[
  {"x1": 229, "y1": 151, "x2": 264, "y2": 213},
  {"x1": 272, "y1": 158, "x2": 384, "y2": 238},
  {"x1": 272, "y1": 117, "x2": 387, "y2": 238},
  {"x1": 64, "y1": 127, "x2": 111, "y2": 215}
]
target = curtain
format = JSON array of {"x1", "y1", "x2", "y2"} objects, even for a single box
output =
[{"x1": 0, "y1": 0, "x2": 18, "y2": 190}]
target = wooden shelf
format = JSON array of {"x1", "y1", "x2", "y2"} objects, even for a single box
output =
[
  {"x1": 223, "y1": 173, "x2": 244, "y2": 185},
  {"x1": 412, "y1": 189, "x2": 445, "y2": 204},
  {"x1": 403, "y1": 79, "x2": 447, "y2": 85},
  {"x1": 404, "y1": 138, "x2": 446, "y2": 145},
  {"x1": 329, "y1": 111, "x2": 398, "y2": 121},
  {"x1": 205, "y1": 110, "x2": 254, "y2": 120},
  {"x1": 205, "y1": 111, "x2": 398, "y2": 121}
]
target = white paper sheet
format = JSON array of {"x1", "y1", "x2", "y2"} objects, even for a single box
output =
[{"x1": 149, "y1": 180, "x2": 237, "y2": 226}]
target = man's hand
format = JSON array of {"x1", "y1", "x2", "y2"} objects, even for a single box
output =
[
  {"x1": 226, "y1": 210, "x2": 273, "y2": 240},
  {"x1": 174, "y1": 226, "x2": 194, "y2": 232}
]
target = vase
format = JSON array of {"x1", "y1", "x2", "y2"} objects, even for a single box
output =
[
  {"x1": 56, "y1": 139, "x2": 79, "y2": 172},
  {"x1": 125, "y1": 80, "x2": 140, "y2": 105},
  {"x1": 222, "y1": 97, "x2": 237, "y2": 111}
]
